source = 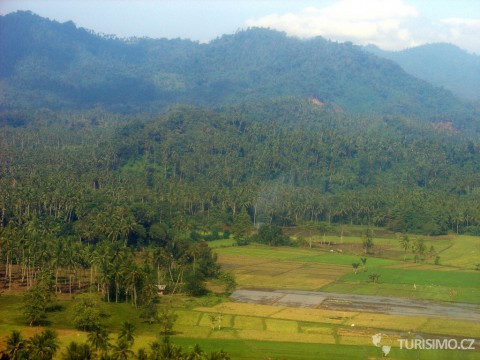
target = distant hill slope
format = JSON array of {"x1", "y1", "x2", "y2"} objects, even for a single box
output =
[
  {"x1": 364, "y1": 43, "x2": 480, "y2": 103},
  {"x1": 0, "y1": 11, "x2": 476, "y2": 126}
]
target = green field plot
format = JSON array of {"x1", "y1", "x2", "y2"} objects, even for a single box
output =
[
  {"x1": 216, "y1": 245, "x2": 398, "y2": 286},
  {"x1": 340, "y1": 267, "x2": 479, "y2": 287},
  {"x1": 215, "y1": 243, "x2": 395, "y2": 264},
  {"x1": 437, "y1": 235, "x2": 480, "y2": 269},
  {"x1": 324, "y1": 267, "x2": 480, "y2": 303},
  {"x1": 2, "y1": 293, "x2": 480, "y2": 359},
  {"x1": 215, "y1": 233, "x2": 480, "y2": 304},
  {"x1": 172, "y1": 338, "x2": 480, "y2": 359}
]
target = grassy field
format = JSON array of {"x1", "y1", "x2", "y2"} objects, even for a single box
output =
[
  {"x1": 436, "y1": 235, "x2": 480, "y2": 269},
  {"x1": 214, "y1": 232, "x2": 480, "y2": 304},
  {"x1": 1, "y1": 293, "x2": 479, "y2": 359},
  {"x1": 322, "y1": 267, "x2": 480, "y2": 303},
  {"x1": 1, "y1": 228, "x2": 479, "y2": 359}
]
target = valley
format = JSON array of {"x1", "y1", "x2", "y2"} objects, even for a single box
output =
[{"x1": 0, "y1": 9, "x2": 479, "y2": 360}]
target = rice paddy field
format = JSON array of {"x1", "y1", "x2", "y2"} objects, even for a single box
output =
[
  {"x1": 1, "y1": 229, "x2": 479, "y2": 359},
  {"x1": 215, "y1": 234, "x2": 480, "y2": 304}
]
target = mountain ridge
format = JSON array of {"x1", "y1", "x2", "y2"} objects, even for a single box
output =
[
  {"x1": 0, "y1": 11, "x2": 476, "y2": 128},
  {"x1": 364, "y1": 43, "x2": 480, "y2": 103}
]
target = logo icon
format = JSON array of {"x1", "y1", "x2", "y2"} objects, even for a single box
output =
[
  {"x1": 372, "y1": 333, "x2": 382, "y2": 347},
  {"x1": 372, "y1": 333, "x2": 391, "y2": 356},
  {"x1": 382, "y1": 345, "x2": 392, "y2": 356}
]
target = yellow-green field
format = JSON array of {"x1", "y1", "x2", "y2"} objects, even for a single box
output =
[
  {"x1": 215, "y1": 233, "x2": 480, "y2": 303},
  {"x1": 2, "y1": 295, "x2": 479, "y2": 359},
  {"x1": 1, "y1": 230, "x2": 479, "y2": 359}
]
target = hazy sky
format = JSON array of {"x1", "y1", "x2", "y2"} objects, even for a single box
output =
[{"x1": 1, "y1": 0, "x2": 479, "y2": 53}]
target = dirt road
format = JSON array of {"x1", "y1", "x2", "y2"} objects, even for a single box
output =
[{"x1": 231, "y1": 289, "x2": 480, "y2": 322}]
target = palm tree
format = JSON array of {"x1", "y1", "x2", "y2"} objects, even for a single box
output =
[
  {"x1": 26, "y1": 329, "x2": 59, "y2": 360},
  {"x1": 110, "y1": 260, "x2": 123, "y2": 304},
  {"x1": 136, "y1": 348, "x2": 148, "y2": 360},
  {"x1": 93, "y1": 241, "x2": 113, "y2": 301},
  {"x1": 187, "y1": 243, "x2": 201, "y2": 274},
  {"x1": 117, "y1": 207, "x2": 136, "y2": 247},
  {"x1": 152, "y1": 247, "x2": 167, "y2": 285},
  {"x1": 63, "y1": 241, "x2": 81, "y2": 297},
  {"x1": 362, "y1": 228, "x2": 374, "y2": 255},
  {"x1": 351, "y1": 263, "x2": 360, "y2": 275},
  {"x1": 316, "y1": 222, "x2": 332, "y2": 245},
  {"x1": 124, "y1": 262, "x2": 144, "y2": 307},
  {"x1": 87, "y1": 325, "x2": 110, "y2": 354},
  {"x1": 399, "y1": 235, "x2": 410, "y2": 261},
  {"x1": 49, "y1": 237, "x2": 66, "y2": 293},
  {"x1": 5, "y1": 330, "x2": 27, "y2": 360},
  {"x1": 118, "y1": 321, "x2": 136, "y2": 346},
  {"x1": 62, "y1": 341, "x2": 94, "y2": 360},
  {"x1": 151, "y1": 336, "x2": 183, "y2": 359},
  {"x1": 412, "y1": 238, "x2": 426, "y2": 263},
  {"x1": 0, "y1": 227, "x2": 13, "y2": 290},
  {"x1": 97, "y1": 267, "x2": 112, "y2": 303},
  {"x1": 109, "y1": 338, "x2": 134, "y2": 360},
  {"x1": 368, "y1": 273, "x2": 380, "y2": 284}
]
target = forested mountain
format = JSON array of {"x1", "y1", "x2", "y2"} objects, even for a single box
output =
[
  {"x1": 0, "y1": 11, "x2": 476, "y2": 127},
  {"x1": 364, "y1": 43, "x2": 480, "y2": 104},
  {"x1": 1, "y1": 101, "x2": 479, "y2": 239},
  {"x1": 2, "y1": 11, "x2": 480, "y2": 354},
  {"x1": 0, "y1": 11, "x2": 479, "y2": 241}
]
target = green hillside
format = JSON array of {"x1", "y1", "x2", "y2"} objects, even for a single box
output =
[
  {"x1": 364, "y1": 43, "x2": 480, "y2": 104},
  {"x1": 1, "y1": 101, "x2": 479, "y2": 236},
  {"x1": 0, "y1": 11, "x2": 476, "y2": 127}
]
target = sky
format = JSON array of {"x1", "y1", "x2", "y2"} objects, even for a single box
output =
[{"x1": 1, "y1": 0, "x2": 479, "y2": 54}]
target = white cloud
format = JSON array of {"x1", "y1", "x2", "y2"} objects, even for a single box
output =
[
  {"x1": 245, "y1": 0, "x2": 480, "y2": 53},
  {"x1": 436, "y1": 17, "x2": 480, "y2": 53},
  {"x1": 403, "y1": 16, "x2": 480, "y2": 54},
  {"x1": 245, "y1": 0, "x2": 419, "y2": 50},
  {"x1": 441, "y1": 18, "x2": 480, "y2": 27}
]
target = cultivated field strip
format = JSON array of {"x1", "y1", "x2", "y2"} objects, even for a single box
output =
[
  {"x1": 192, "y1": 301, "x2": 480, "y2": 347},
  {"x1": 231, "y1": 289, "x2": 480, "y2": 322},
  {"x1": 218, "y1": 253, "x2": 351, "y2": 290}
]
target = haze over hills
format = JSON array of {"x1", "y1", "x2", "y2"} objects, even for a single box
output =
[
  {"x1": 364, "y1": 43, "x2": 480, "y2": 104},
  {"x1": 0, "y1": 10, "x2": 476, "y2": 128}
]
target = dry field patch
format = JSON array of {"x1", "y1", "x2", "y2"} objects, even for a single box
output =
[
  {"x1": 234, "y1": 274, "x2": 332, "y2": 289},
  {"x1": 419, "y1": 318, "x2": 480, "y2": 338},
  {"x1": 206, "y1": 330, "x2": 239, "y2": 340},
  {"x1": 350, "y1": 313, "x2": 429, "y2": 331},
  {"x1": 300, "y1": 324, "x2": 334, "y2": 335},
  {"x1": 175, "y1": 325, "x2": 210, "y2": 338},
  {"x1": 271, "y1": 307, "x2": 358, "y2": 325},
  {"x1": 196, "y1": 302, "x2": 284, "y2": 317},
  {"x1": 233, "y1": 315, "x2": 265, "y2": 330},
  {"x1": 176, "y1": 310, "x2": 202, "y2": 326},
  {"x1": 265, "y1": 319, "x2": 299, "y2": 333},
  {"x1": 197, "y1": 313, "x2": 234, "y2": 329},
  {"x1": 219, "y1": 253, "x2": 351, "y2": 290},
  {"x1": 383, "y1": 263, "x2": 463, "y2": 271},
  {"x1": 337, "y1": 327, "x2": 379, "y2": 346},
  {"x1": 236, "y1": 329, "x2": 336, "y2": 344}
]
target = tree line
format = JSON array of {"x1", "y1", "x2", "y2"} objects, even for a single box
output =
[{"x1": 1, "y1": 101, "x2": 479, "y2": 241}]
